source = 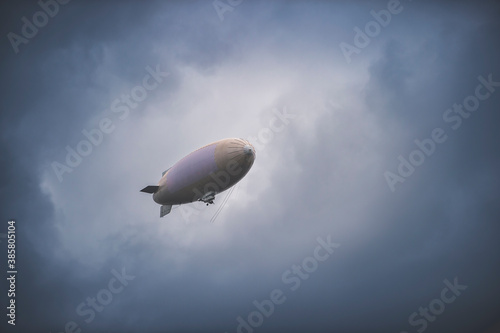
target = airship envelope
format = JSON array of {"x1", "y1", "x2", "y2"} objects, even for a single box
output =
[{"x1": 141, "y1": 138, "x2": 256, "y2": 217}]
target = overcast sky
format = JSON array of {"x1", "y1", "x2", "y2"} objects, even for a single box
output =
[{"x1": 1, "y1": 1, "x2": 500, "y2": 333}]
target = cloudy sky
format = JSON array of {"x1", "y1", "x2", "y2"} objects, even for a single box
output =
[{"x1": 1, "y1": 1, "x2": 500, "y2": 332}]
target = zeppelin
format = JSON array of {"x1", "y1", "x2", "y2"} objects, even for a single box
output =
[{"x1": 141, "y1": 138, "x2": 256, "y2": 217}]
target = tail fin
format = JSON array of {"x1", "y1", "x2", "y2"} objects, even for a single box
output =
[
  {"x1": 160, "y1": 205, "x2": 172, "y2": 217},
  {"x1": 140, "y1": 185, "x2": 159, "y2": 194}
]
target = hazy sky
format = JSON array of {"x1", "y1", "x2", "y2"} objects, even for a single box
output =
[{"x1": 1, "y1": 1, "x2": 499, "y2": 333}]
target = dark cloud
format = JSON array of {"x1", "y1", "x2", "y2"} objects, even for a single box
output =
[{"x1": 1, "y1": 1, "x2": 499, "y2": 333}]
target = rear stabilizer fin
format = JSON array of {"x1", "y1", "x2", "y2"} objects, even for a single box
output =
[
  {"x1": 140, "y1": 185, "x2": 159, "y2": 194},
  {"x1": 162, "y1": 167, "x2": 171, "y2": 177},
  {"x1": 160, "y1": 205, "x2": 172, "y2": 217}
]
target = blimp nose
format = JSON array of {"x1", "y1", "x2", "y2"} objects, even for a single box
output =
[
  {"x1": 225, "y1": 138, "x2": 256, "y2": 166},
  {"x1": 243, "y1": 144, "x2": 254, "y2": 156},
  {"x1": 242, "y1": 143, "x2": 256, "y2": 164}
]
